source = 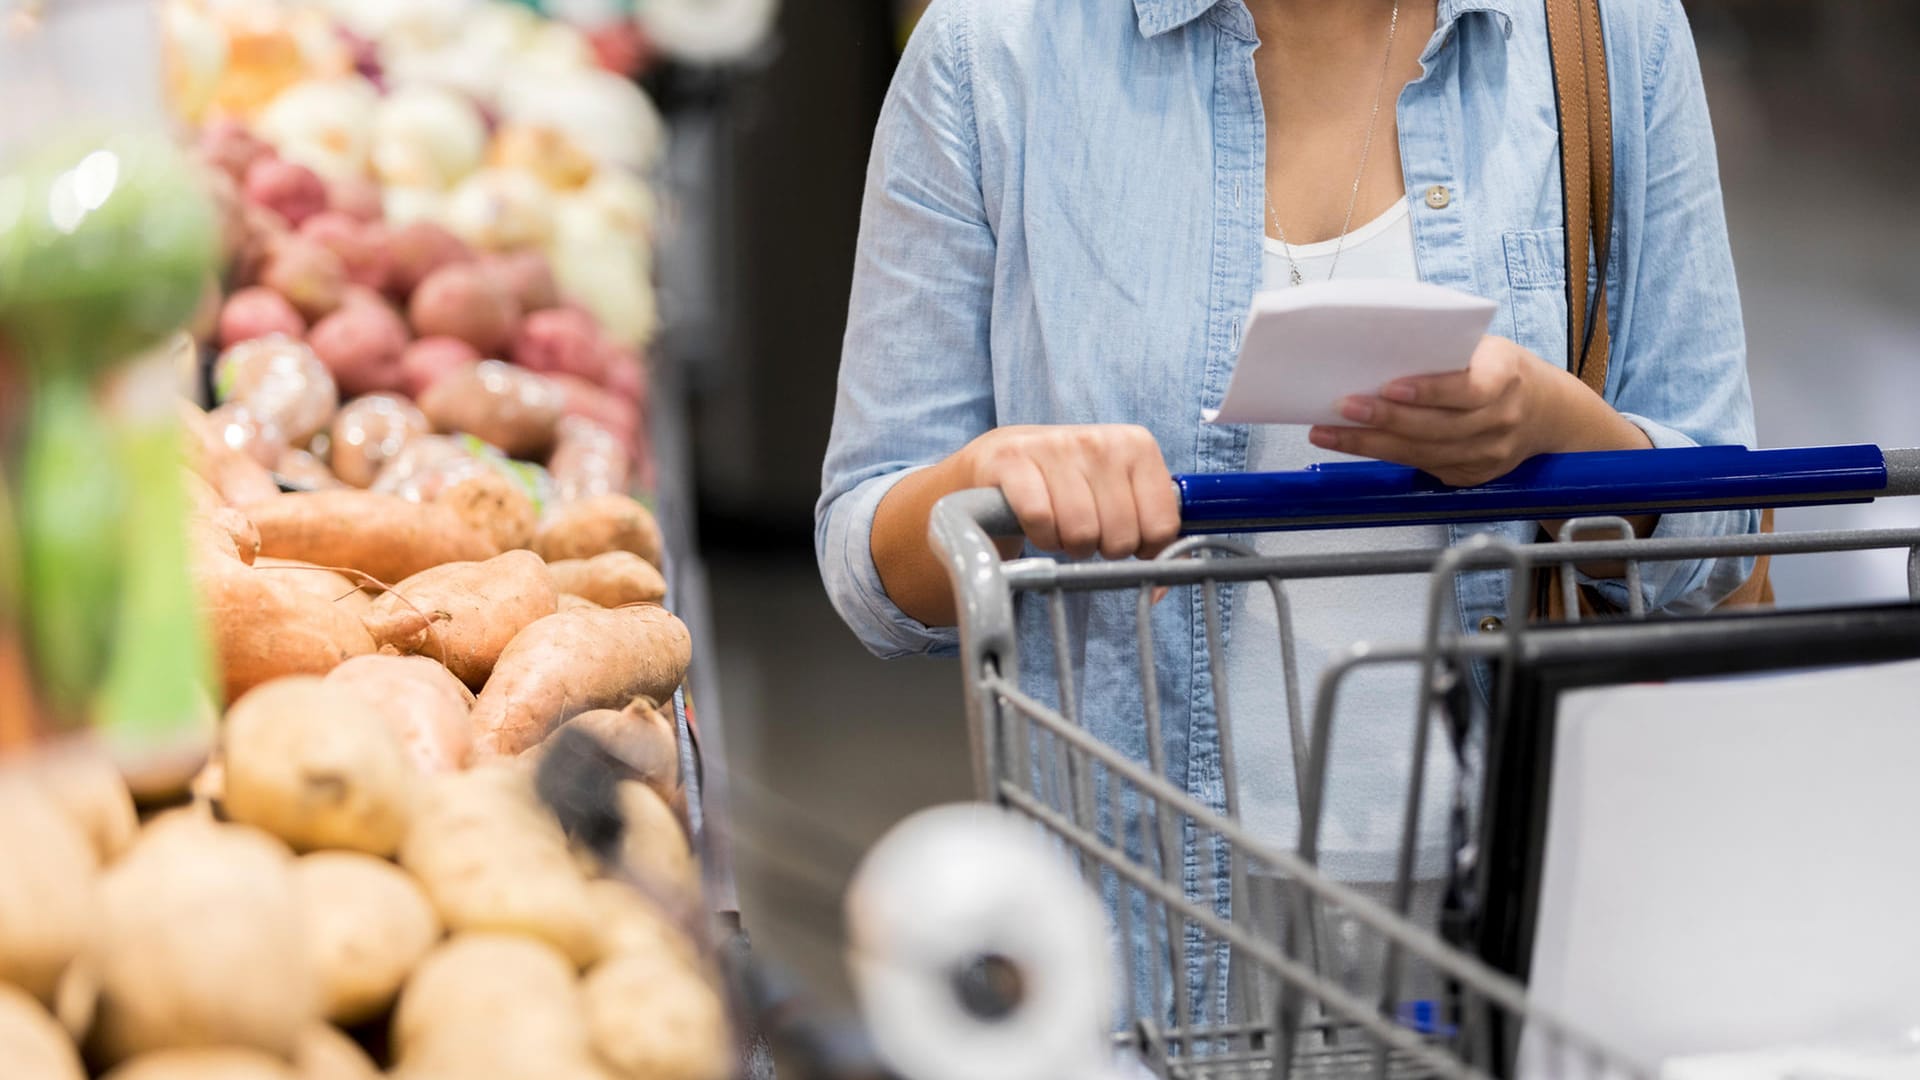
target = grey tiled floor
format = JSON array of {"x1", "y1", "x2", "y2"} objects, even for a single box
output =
[{"x1": 708, "y1": 12, "x2": 1920, "y2": 1020}]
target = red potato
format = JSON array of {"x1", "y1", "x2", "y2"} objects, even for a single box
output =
[
  {"x1": 398, "y1": 336, "x2": 481, "y2": 399},
  {"x1": 418, "y1": 360, "x2": 563, "y2": 459},
  {"x1": 480, "y1": 250, "x2": 560, "y2": 314},
  {"x1": 362, "y1": 550, "x2": 558, "y2": 690},
  {"x1": 242, "y1": 157, "x2": 328, "y2": 228},
  {"x1": 532, "y1": 493, "x2": 663, "y2": 568},
  {"x1": 602, "y1": 340, "x2": 645, "y2": 405},
  {"x1": 217, "y1": 287, "x2": 306, "y2": 349},
  {"x1": 329, "y1": 393, "x2": 428, "y2": 488},
  {"x1": 547, "y1": 417, "x2": 630, "y2": 502},
  {"x1": 326, "y1": 174, "x2": 384, "y2": 223},
  {"x1": 299, "y1": 212, "x2": 392, "y2": 292},
  {"x1": 259, "y1": 235, "x2": 347, "y2": 321},
  {"x1": 550, "y1": 373, "x2": 639, "y2": 453},
  {"x1": 308, "y1": 303, "x2": 410, "y2": 398},
  {"x1": 199, "y1": 119, "x2": 276, "y2": 184},
  {"x1": 470, "y1": 605, "x2": 692, "y2": 758},
  {"x1": 408, "y1": 263, "x2": 520, "y2": 356},
  {"x1": 510, "y1": 308, "x2": 605, "y2": 383},
  {"x1": 386, "y1": 221, "x2": 471, "y2": 300},
  {"x1": 228, "y1": 202, "x2": 290, "y2": 290},
  {"x1": 324, "y1": 655, "x2": 474, "y2": 774},
  {"x1": 247, "y1": 490, "x2": 500, "y2": 586}
]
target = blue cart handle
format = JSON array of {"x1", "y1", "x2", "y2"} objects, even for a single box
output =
[{"x1": 1174, "y1": 444, "x2": 1920, "y2": 533}]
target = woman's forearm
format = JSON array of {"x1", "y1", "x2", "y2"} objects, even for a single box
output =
[{"x1": 870, "y1": 452, "x2": 995, "y2": 629}]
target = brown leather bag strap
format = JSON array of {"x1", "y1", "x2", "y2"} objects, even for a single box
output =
[{"x1": 1545, "y1": 0, "x2": 1614, "y2": 395}]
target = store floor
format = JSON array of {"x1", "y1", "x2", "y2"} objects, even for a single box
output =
[{"x1": 706, "y1": 16, "x2": 1920, "y2": 1025}]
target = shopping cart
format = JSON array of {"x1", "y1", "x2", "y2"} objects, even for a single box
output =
[{"x1": 921, "y1": 443, "x2": 1920, "y2": 1080}]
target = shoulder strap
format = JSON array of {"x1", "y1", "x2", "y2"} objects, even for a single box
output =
[{"x1": 1545, "y1": 0, "x2": 1613, "y2": 395}]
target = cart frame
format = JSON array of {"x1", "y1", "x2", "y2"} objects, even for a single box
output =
[{"x1": 927, "y1": 448, "x2": 1920, "y2": 1080}]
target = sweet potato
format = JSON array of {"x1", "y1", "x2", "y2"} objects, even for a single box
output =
[
  {"x1": 545, "y1": 698, "x2": 679, "y2": 810},
  {"x1": 221, "y1": 677, "x2": 414, "y2": 857},
  {"x1": 247, "y1": 490, "x2": 499, "y2": 585},
  {"x1": 293, "y1": 852, "x2": 441, "y2": 1025},
  {"x1": 90, "y1": 818, "x2": 316, "y2": 1064},
  {"x1": 407, "y1": 264, "x2": 519, "y2": 356},
  {"x1": 218, "y1": 287, "x2": 307, "y2": 349},
  {"x1": 434, "y1": 469, "x2": 537, "y2": 553},
  {"x1": 102, "y1": 1048, "x2": 299, "y2": 1080},
  {"x1": 308, "y1": 303, "x2": 409, "y2": 398},
  {"x1": 327, "y1": 172, "x2": 385, "y2": 223},
  {"x1": 545, "y1": 551, "x2": 665, "y2": 609},
  {"x1": 397, "y1": 770, "x2": 599, "y2": 967},
  {"x1": 0, "y1": 982, "x2": 85, "y2": 1080},
  {"x1": 181, "y1": 404, "x2": 281, "y2": 509},
  {"x1": 329, "y1": 393, "x2": 428, "y2": 488},
  {"x1": 418, "y1": 360, "x2": 563, "y2": 459},
  {"x1": 0, "y1": 778, "x2": 98, "y2": 1005},
  {"x1": 470, "y1": 606, "x2": 691, "y2": 758},
  {"x1": 324, "y1": 655, "x2": 474, "y2": 774},
  {"x1": 250, "y1": 557, "x2": 374, "y2": 619},
  {"x1": 532, "y1": 493, "x2": 662, "y2": 568},
  {"x1": 362, "y1": 550, "x2": 557, "y2": 690},
  {"x1": 547, "y1": 417, "x2": 629, "y2": 503},
  {"x1": 556, "y1": 593, "x2": 600, "y2": 613},
  {"x1": 193, "y1": 555, "x2": 376, "y2": 703}
]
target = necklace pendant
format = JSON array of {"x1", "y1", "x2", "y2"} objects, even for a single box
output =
[{"x1": 1289, "y1": 266, "x2": 1303, "y2": 287}]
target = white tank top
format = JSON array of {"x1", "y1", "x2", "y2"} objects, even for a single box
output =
[{"x1": 1228, "y1": 197, "x2": 1455, "y2": 881}]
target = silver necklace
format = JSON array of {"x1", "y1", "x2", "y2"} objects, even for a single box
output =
[{"x1": 1265, "y1": 0, "x2": 1402, "y2": 287}]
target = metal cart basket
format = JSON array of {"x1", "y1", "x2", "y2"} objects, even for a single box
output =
[{"x1": 925, "y1": 444, "x2": 1920, "y2": 1080}]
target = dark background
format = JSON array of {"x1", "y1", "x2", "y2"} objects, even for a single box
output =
[{"x1": 672, "y1": 0, "x2": 1920, "y2": 1010}]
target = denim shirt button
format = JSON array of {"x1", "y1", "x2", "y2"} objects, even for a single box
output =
[
  {"x1": 1424, "y1": 184, "x2": 1453, "y2": 210},
  {"x1": 1477, "y1": 615, "x2": 1504, "y2": 633}
]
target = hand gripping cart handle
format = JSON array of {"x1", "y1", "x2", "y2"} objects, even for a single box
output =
[{"x1": 922, "y1": 443, "x2": 1920, "y2": 1080}]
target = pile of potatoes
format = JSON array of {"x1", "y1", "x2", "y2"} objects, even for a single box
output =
[{"x1": 0, "y1": 691, "x2": 725, "y2": 1080}]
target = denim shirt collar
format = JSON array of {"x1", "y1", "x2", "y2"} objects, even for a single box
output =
[{"x1": 1132, "y1": 0, "x2": 1515, "y2": 41}]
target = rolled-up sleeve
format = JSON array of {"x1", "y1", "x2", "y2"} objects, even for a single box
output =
[
  {"x1": 815, "y1": 0, "x2": 994, "y2": 658},
  {"x1": 1593, "y1": 0, "x2": 1760, "y2": 613}
]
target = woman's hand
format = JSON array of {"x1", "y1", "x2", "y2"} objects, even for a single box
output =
[
  {"x1": 869, "y1": 424, "x2": 1181, "y2": 628},
  {"x1": 960, "y1": 424, "x2": 1182, "y2": 560},
  {"x1": 1307, "y1": 335, "x2": 1651, "y2": 487}
]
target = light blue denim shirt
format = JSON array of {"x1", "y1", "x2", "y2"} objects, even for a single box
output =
[{"x1": 818, "y1": 0, "x2": 1756, "y2": 890}]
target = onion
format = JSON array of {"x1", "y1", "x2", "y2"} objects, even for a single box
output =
[{"x1": 372, "y1": 85, "x2": 488, "y2": 191}]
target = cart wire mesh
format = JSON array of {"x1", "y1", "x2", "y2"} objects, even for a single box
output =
[{"x1": 930, "y1": 484, "x2": 1920, "y2": 1080}]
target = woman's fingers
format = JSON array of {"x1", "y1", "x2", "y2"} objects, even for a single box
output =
[
  {"x1": 997, "y1": 456, "x2": 1060, "y2": 552},
  {"x1": 1037, "y1": 456, "x2": 1103, "y2": 560},
  {"x1": 1130, "y1": 453, "x2": 1181, "y2": 558}
]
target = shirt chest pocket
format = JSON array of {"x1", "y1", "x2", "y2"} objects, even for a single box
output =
[{"x1": 1501, "y1": 226, "x2": 1622, "y2": 377}]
